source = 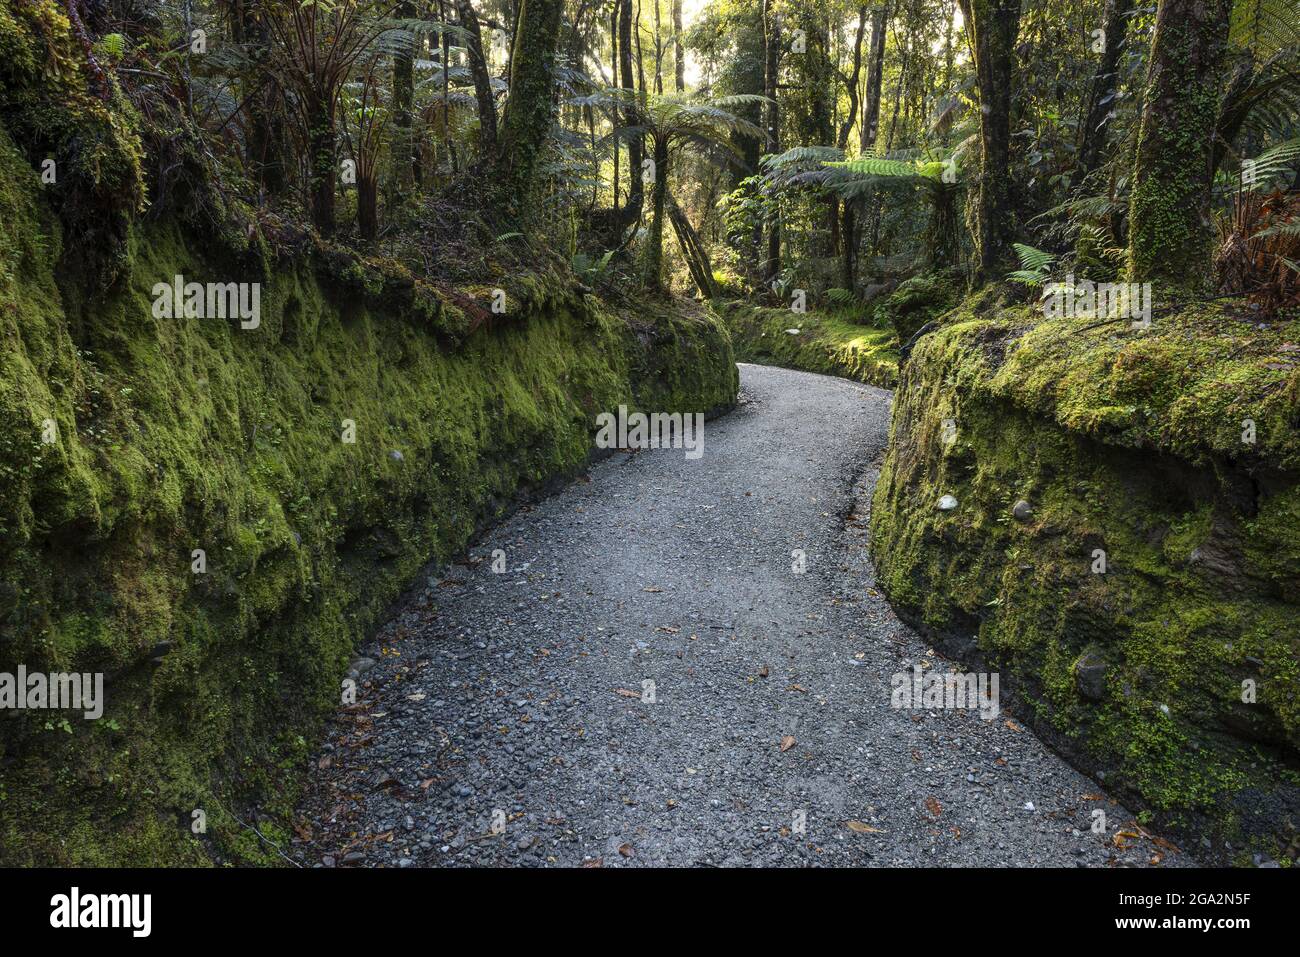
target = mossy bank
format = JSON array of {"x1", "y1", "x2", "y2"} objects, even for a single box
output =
[
  {"x1": 870, "y1": 293, "x2": 1300, "y2": 863},
  {"x1": 0, "y1": 117, "x2": 736, "y2": 863},
  {"x1": 717, "y1": 301, "x2": 899, "y2": 388}
]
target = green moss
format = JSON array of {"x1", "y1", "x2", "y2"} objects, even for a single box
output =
[
  {"x1": 870, "y1": 293, "x2": 1300, "y2": 862},
  {"x1": 717, "y1": 300, "x2": 899, "y2": 388},
  {"x1": 0, "y1": 120, "x2": 736, "y2": 864}
]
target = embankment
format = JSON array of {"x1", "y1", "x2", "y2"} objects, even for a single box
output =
[{"x1": 869, "y1": 293, "x2": 1300, "y2": 863}]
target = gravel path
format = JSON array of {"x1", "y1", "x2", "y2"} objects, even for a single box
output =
[{"x1": 291, "y1": 363, "x2": 1187, "y2": 868}]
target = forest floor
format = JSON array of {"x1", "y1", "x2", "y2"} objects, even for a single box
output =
[{"x1": 290, "y1": 364, "x2": 1191, "y2": 867}]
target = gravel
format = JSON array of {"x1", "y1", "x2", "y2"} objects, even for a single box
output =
[{"x1": 291, "y1": 363, "x2": 1189, "y2": 868}]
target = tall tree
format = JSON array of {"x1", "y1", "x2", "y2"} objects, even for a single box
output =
[
  {"x1": 457, "y1": 0, "x2": 499, "y2": 153},
  {"x1": 959, "y1": 0, "x2": 1022, "y2": 279},
  {"x1": 861, "y1": 1, "x2": 888, "y2": 154},
  {"x1": 392, "y1": 1, "x2": 417, "y2": 190},
  {"x1": 1126, "y1": 0, "x2": 1234, "y2": 290},
  {"x1": 495, "y1": 0, "x2": 565, "y2": 214},
  {"x1": 1077, "y1": 0, "x2": 1129, "y2": 178},
  {"x1": 837, "y1": 5, "x2": 870, "y2": 289},
  {"x1": 673, "y1": 0, "x2": 684, "y2": 92},
  {"x1": 619, "y1": 0, "x2": 645, "y2": 220},
  {"x1": 762, "y1": 0, "x2": 781, "y2": 281}
]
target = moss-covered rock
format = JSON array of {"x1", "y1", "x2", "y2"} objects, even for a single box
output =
[
  {"x1": 0, "y1": 119, "x2": 737, "y2": 864},
  {"x1": 717, "y1": 300, "x2": 899, "y2": 388},
  {"x1": 870, "y1": 295, "x2": 1300, "y2": 863}
]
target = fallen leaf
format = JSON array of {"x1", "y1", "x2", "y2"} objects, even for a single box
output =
[
  {"x1": 642, "y1": 586, "x2": 663, "y2": 593},
  {"x1": 757, "y1": 665, "x2": 770, "y2": 678},
  {"x1": 924, "y1": 796, "x2": 943, "y2": 819},
  {"x1": 617, "y1": 843, "x2": 635, "y2": 858},
  {"x1": 788, "y1": 683, "x2": 808, "y2": 693},
  {"x1": 1005, "y1": 719, "x2": 1023, "y2": 732},
  {"x1": 582, "y1": 857, "x2": 604, "y2": 868},
  {"x1": 846, "y1": 821, "x2": 884, "y2": 833},
  {"x1": 614, "y1": 688, "x2": 641, "y2": 698},
  {"x1": 779, "y1": 735, "x2": 797, "y2": 752}
]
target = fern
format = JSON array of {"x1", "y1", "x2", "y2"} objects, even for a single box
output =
[
  {"x1": 1243, "y1": 137, "x2": 1300, "y2": 191},
  {"x1": 1006, "y1": 243, "x2": 1056, "y2": 285}
]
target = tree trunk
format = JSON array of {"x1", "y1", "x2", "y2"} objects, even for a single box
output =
[
  {"x1": 643, "y1": 136, "x2": 669, "y2": 288},
  {"x1": 1077, "y1": 0, "x2": 1128, "y2": 177},
  {"x1": 392, "y1": 1, "x2": 416, "y2": 190},
  {"x1": 1126, "y1": 0, "x2": 1233, "y2": 289},
  {"x1": 230, "y1": 1, "x2": 288, "y2": 195},
  {"x1": 457, "y1": 0, "x2": 498, "y2": 154},
  {"x1": 672, "y1": 0, "x2": 684, "y2": 92},
  {"x1": 611, "y1": 5, "x2": 621, "y2": 214},
  {"x1": 861, "y1": 2, "x2": 887, "y2": 153},
  {"x1": 358, "y1": 173, "x2": 378, "y2": 241},
  {"x1": 959, "y1": 0, "x2": 1021, "y2": 280},
  {"x1": 495, "y1": 0, "x2": 565, "y2": 215},
  {"x1": 308, "y1": 94, "x2": 337, "y2": 236},
  {"x1": 762, "y1": 0, "x2": 780, "y2": 282},
  {"x1": 837, "y1": 6, "x2": 869, "y2": 291},
  {"x1": 619, "y1": 0, "x2": 644, "y2": 220}
]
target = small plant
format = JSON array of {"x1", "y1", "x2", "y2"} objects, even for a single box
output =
[{"x1": 1006, "y1": 243, "x2": 1056, "y2": 286}]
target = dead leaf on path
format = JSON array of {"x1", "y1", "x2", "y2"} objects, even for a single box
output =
[
  {"x1": 317, "y1": 755, "x2": 332, "y2": 769},
  {"x1": 779, "y1": 735, "x2": 797, "y2": 752},
  {"x1": 614, "y1": 688, "x2": 641, "y2": 698},
  {"x1": 1005, "y1": 719, "x2": 1023, "y2": 732},
  {"x1": 924, "y1": 797, "x2": 943, "y2": 819},
  {"x1": 757, "y1": 665, "x2": 770, "y2": 678},
  {"x1": 656, "y1": 626, "x2": 680, "y2": 633},
  {"x1": 1113, "y1": 829, "x2": 1142, "y2": 848},
  {"x1": 642, "y1": 586, "x2": 663, "y2": 593},
  {"x1": 911, "y1": 749, "x2": 922, "y2": 761},
  {"x1": 846, "y1": 821, "x2": 884, "y2": 834},
  {"x1": 1083, "y1": 793, "x2": 1103, "y2": 801},
  {"x1": 582, "y1": 857, "x2": 604, "y2": 868},
  {"x1": 292, "y1": 820, "x2": 314, "y2": 841},
  {"x1": 788, "y1": 683, "x2": 808, "y2": 693},
  {"x1": 618, "y1": 843, "x2": 635, "y2": 858}
]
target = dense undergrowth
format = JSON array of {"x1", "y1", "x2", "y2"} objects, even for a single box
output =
[
  {"x1": 716, "y1": 272, "x2": 961, "y2": 389},
  {"x1": 870, "y1": 291, "x2": 1300, "y2": 864}
]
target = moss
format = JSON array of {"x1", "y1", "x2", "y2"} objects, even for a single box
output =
[
  {"x1": 870, "y1": 293, "x2": 1300, "y2": 862},
  {"x1": 0, "y1": 0, "x2": 146, "y2": 293},
  {"x1": 717, "y1": 300, "x2": 899, "y2": 388},
  {"x1": 0, "y1": 120, "x2": 737, "y2": 864}
]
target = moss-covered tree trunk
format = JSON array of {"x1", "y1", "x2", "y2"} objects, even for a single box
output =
[
  {"x1": 1126, "y1": 0, "x2": 1233, "y2": 290},
  {"x1": 494, "y1": 0, "x2": 564, "y2": 216},
  {"x1": 959, "y1": 0, "x2": 1020, "y2": 281},
  {"x1": 308, "y1": 94, "x2": 337, "y2": 236},
  {"x1": 643, "y1": 137, "x2": 669, "y2": 288}
]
